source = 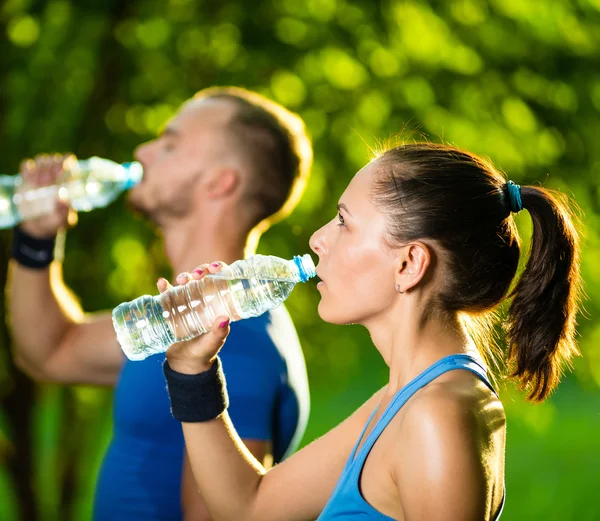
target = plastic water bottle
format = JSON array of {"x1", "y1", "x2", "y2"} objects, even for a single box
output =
[
  {"x1": 0, "y1": 157, "x2": 143, "y2": 228},
  {"x1": 112, "y1": 254, "x2": 316, "y2": 361}
]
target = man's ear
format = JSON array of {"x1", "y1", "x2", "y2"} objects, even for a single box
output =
[
  {"x1": 205, "y1": 167, "x2": 240, "y2": 198},
  {"x1": 394, "y1": 242, "x2": 431, "y2": 293}
]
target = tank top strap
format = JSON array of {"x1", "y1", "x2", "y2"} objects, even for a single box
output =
[
  {"x1": 341, "y1": 407, "x2": 378, "y2": 474},
  {"x1": 444, "y1": 354, "x2": 498, "y2": 397},
  {"x1": 350, "y1": 354, "x2": 497, "y2": 467}
]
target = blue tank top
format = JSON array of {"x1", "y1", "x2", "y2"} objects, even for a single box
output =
[
  {"x1": 93, "y1": 307, "x2": 309, "y2": 521},
  {"x1": 318, "y1": 354, "x2": 505, "y2": 521}
]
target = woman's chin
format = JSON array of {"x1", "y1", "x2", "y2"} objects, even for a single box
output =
[{"x1": 317, "y1": 302, "x2": 354, "y2": 325}]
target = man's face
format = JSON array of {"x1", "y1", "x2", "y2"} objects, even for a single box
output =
[{"x1": 128, "y1": 97, "x2": 238, "y2": 224}]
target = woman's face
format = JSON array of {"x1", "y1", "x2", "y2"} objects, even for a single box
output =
[{"x1": 309, "y1": 162, "x2": 400, "y2": 325}]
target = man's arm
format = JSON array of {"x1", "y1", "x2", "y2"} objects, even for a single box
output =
[
  {"x1": 181, "y1": 440, "x2": 268, "y2": 521},
  {"x1": 8, "y1": 154, "x2": 124, "y2": 386},
  {"x1": 9, "y1": 261, "x2": 124, "y2": 385}
]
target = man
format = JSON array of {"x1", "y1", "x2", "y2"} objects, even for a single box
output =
[{"x1": 8, "y1": 87, "x2": 312, "y2": 520}]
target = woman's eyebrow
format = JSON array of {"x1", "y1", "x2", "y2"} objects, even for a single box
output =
[{"x1": 337, "y1": 203, "x2": 352, "y2": 217}]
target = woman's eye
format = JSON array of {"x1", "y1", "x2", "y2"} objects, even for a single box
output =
[{"x1": 337, "y1": 213, "x2": 345, "y2": 227}]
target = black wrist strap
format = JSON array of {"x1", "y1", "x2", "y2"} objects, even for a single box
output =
[
  {"x1": 11, "y1": 226, "x2": 56, "y2": 269},
  {"x1": 163, "y1": 357, "x2": 229, "y2": 423}
]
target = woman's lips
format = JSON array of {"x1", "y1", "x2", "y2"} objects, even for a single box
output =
[{"x1": 315, "y1": 271, "x2": 324, "y2": 288}]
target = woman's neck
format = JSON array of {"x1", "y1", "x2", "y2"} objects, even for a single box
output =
[{"x1": 367, "y1": 303, "x2": 474, "y2": 396}]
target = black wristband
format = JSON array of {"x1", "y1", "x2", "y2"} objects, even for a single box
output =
[
  {"x1": 163, "y1": 357, "x2": 229, "y2": 423},
  {"x1": 11, "y1": 226, "x2": 56, "y2": 269}
]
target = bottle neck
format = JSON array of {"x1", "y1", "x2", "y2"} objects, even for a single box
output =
[
  {"x1": 121, "y1": 162, "x2": 143, "y2": 189},
  {"x1": 293, "y1": 254, "x2": 316, "y2": 283}
]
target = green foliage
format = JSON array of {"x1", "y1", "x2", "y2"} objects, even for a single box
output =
[{"x1": 1, "y1": 0, "x2": 599, "y2": 519}]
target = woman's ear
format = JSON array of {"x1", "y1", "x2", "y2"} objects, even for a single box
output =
[{"x1": 394, "y1": 241, "x2": 431, "y2": 293}]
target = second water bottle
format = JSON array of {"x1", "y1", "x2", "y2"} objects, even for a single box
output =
[
  {"x1": 112, "y1": 254, "x2": 316, "y2": 361},
  {"x1": 0, "y1": 156, "x2": 143, "y2": 228}
]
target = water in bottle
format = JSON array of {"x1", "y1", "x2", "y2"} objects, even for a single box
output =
[
  {"x1": 0, "y1": 157, "x2": 143, "y2": 228},
  {"x1": 112, "y1": 254, "x2": 316, "y2": 361}
]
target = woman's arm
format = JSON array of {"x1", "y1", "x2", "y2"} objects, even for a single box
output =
[
  {"x1": 181, "y1": 440, "x2": 267, "y2": 521},
  {"x1": 179, "y1": 385, "x2": 384, "y2": 521}
]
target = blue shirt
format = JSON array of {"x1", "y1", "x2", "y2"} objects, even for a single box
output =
[
  {"x1": 93, "y1": 306, "x2": 309, "y2": 521},
  {"x1": 317, "y1": 354, "x2": 505, "y2": 521}
]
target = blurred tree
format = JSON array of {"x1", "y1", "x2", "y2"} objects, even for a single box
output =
[{"x1": 1, "y1": 0, "x2": 599, "y2": 519}]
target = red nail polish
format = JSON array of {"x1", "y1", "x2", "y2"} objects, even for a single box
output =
[
  {"x1": 219, "y1": 319, "x2": 230, "y2": 329},
  {"x1": 193, "y1": 268, "x2": 203, "y2": 275},
  {"x1": 211, "y1": 262, "x2": 220, "y2": 268}
]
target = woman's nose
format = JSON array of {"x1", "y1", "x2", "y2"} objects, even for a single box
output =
[{"x1": 309, "y1": 225, "x2": 328, "y2": 257}]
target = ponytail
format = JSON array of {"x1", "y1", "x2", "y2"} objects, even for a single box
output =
[{"x1": 506, "y1": 186, "x2": 582, "y2": 401}]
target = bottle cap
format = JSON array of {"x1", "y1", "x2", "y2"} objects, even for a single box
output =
[
  {"x1": 293, "y1": 254, "x2": 316, "y2": 282},
  {"x1": 121, "y1": 162, "x2": 144, "y2": 189}
]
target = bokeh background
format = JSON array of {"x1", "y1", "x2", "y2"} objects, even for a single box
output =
[{"x1": 1, "y1": 0, "x2": 599, "y2": 519}]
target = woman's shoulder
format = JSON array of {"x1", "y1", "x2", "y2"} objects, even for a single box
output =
[
  {"x1": 400, "y1": 369, "x2": 505, "y2": 439},
  {"x1": 384, "y1": 369, "x2": 506, "y2": 490},
  {"x1": 384, "y1": 369, "x2": 506, "y2": 518}
]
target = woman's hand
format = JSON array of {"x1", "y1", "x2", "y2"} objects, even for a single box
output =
[{"x1": 160, "y1": 261, "x2": 231, "y2": 375}]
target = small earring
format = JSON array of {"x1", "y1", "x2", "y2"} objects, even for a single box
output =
[{"x1": 395, "y1": 284, "x2": 404, "y2": 294}]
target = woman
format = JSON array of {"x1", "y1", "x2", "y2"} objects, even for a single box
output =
[{"x1": 159, "y1": 143, "x2": 581, "y2": 520}]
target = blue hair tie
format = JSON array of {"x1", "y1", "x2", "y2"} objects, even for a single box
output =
[{"x1": 506, "y1": 180, "x2": 523, "y2": 213}]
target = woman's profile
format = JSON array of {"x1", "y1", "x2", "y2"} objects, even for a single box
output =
[{"x1": 160, "y1": 142, "x2": 581, "y2": 521}]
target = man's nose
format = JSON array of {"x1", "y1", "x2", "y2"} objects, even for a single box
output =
[{"x1": 134, "y1": 140, "x2": 155, "y2": 165}]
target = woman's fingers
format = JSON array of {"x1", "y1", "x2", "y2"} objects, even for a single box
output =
[
  {"x1": 191, "y1": 263, "x2": 210, "y2": 279},
  {"x1": 176, "y1": 272, "x2": 193, "y2": 285},
  {"x1": 157, "y1": 277, "x2": 173, "y2": 293},
  {"x1": 214, "y1": 315, "x2": 230, "y2": 332},
  {"x1": 165, "y1": 314, "x2": 231, "y2": 373},
  {"x1": 167, "y1": 260, "x2": 227, "y2": 289},
  {"x1": 207, "y1": 261, "x2": 225, "y2": 274},
  {"x1": 203, "y1": 315, "x2": 231, "y2": 353},
  {"x1": 190, "y1": 261, "x2": 227, "y2": 280}
]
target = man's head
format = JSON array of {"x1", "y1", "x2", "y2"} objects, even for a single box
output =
[{"x1": 129, "y1": 87, "x2": 312, "y2": 235}]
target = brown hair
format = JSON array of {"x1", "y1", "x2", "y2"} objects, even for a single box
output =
[
  {"x1": 195, "y1": 87, "x2": 313, "y2": 231},
  {"x1": 372, "y1": 143, "x2": 582, "y2": 401}
]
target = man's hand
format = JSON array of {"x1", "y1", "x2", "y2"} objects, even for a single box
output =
[{"x1": 18, "y1": 153, "x2": 77, "y2": 238}]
